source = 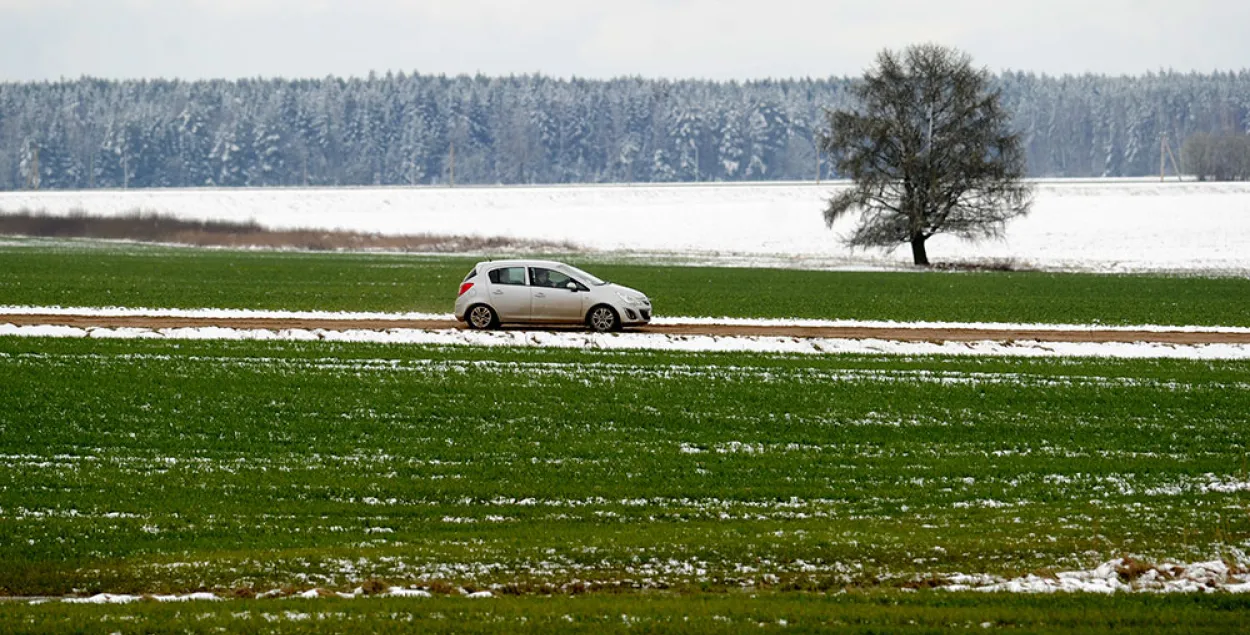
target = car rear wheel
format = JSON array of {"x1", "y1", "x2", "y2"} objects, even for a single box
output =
[
  {"x1": 587, "y1": 305, "x2": 619, "y2": 333},
  {"x1": 466, "y1": 304, "x2": 498, "y2": 330}
]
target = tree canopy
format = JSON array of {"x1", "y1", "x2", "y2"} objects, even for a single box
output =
[{"x1": 822, "y1": 44, "x2": 1032, "y2": 266}]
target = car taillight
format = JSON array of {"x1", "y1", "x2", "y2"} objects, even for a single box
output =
[{"x1": 458, "y1": 282, "x2": 474, "y2": 296}]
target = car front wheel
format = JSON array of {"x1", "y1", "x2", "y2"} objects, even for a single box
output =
[
  {"x1": 587, "y1": 305, "x2": 619, "y2": 333},
  {"x1": 466, "y1": 304, "x2": 498, "y2": 330}
]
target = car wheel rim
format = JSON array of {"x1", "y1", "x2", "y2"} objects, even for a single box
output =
[
  {"x1": 470, "y1": 307, "x2": 493, "y2": 328},
  {"x1": 591, "y1": 308, "x2": 615, "y2": 332}
]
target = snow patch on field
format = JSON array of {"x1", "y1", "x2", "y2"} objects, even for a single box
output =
[
  {"x1": 2, "y1": 180, "x2": 1250, "y2": 274},
  {"x1": 3, "y1": 323, "x2": 1250, "y2": 360},
  {"x1": 384, "y1": 587, "x2": 432, "y2": 598},
  {"x1": 2, "y1": 305, "x2": 1247, "y2": 334},
  {"x1": 657, "y1": 315, "x2": 1250, "y2": 334},
  {"x1": 63, "y1": 592, "x2": 223, "y2": 604},
  {"x1": 44, "y1": 554, "x2": 1250, "y2": 602},
  {"x1": 944, "y1": 555, "x2": 1250, "y2": 594},
  {"x1": 0, "y1": 305, "x2": 447, "y2": 322}
]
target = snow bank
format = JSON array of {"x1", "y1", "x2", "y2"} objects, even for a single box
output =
[
  {"x1": 944, "y1": 556, "x2": 1250, "y2": 594},
  {"x1": 47, "y1": 553, "x2": 1250, "y2": 602},
  {"x1": 3, "y1": 305, "x2": 1246, "y2": 335},
  {"x1": 2, "y1": 180, "x2": 1248, "y2": 274},
  {"x1": 0, "y1": 305, "x2": 446, "y2": 322},
  {"x1": 385, "y1": 587, "x2": 432, "y2": 598},
  {"x1": 3, "y1": 323, "x2": 1249, "y2": 360},
  {"x1": 62, "y1": 592, "x2": 223, "y2": 604}
]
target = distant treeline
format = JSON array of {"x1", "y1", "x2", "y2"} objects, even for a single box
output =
[{"x1": 3, "y1": 71, "x2": 1250, "y2": 189}]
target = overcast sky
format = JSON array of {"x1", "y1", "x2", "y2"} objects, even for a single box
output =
[{"x1": 1, "y1": 0, "x2": 1247, "y2": 82}]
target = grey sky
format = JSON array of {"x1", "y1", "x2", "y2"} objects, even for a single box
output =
[{"x1": 1, "y1": 0, "x2": 1246, "y2": 81}]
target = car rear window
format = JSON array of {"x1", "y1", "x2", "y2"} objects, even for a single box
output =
[
  {"x1": 488, "y1": 267, "x2": 527, "y2": 286},
  {"x1": 462, "y1": 267, "x2": 477, "y2": 282}
]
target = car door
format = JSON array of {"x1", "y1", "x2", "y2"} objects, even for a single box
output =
[
  {"x1": 529, "y1": 267, "x2": 586, "y2": 322},
  {"x1": 486, "y1": 266, "x2": 531, "y2": 322}
]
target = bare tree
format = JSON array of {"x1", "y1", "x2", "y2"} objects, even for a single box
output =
[
  {"x1": 822, "y1": 44, "x2": 1032, "y2": 266},
  {"x1": 1183, "y1": 133, "x2": 1250, "y2": 181}
]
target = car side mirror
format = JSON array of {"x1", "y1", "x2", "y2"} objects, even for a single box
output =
[{"x1": 566, "y1": 282, "x2": 579, "y2": 292}]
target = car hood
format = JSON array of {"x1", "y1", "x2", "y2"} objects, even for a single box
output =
[{"x1": 605, "y1": 283, "x2": 648, "y2": 300}]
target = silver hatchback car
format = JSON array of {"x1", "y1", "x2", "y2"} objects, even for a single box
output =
[{"x1": 454, "y1": 260, "x2": 652, "y2": 332}]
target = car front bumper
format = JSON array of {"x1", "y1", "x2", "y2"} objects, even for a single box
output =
[{"x1": 620, "y1": 305, "x2": 652, "y2": 325}]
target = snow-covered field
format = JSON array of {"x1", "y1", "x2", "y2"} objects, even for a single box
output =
[
  {"x1": 4, "y1": 306, "x2": 1250, "y2": 359},
  {"x1": 5, "y1": 305, "x2": 1250, "y2": 334},
  {"x1": 40, "y1": 554, "x2": 1250, "y2": 600},
  {"x1": 2, "y1": 179, "x2": 1248, "y2": 274},
  {"x1": 4, "y1": 323, "x2": 1249, "y2": 360}
]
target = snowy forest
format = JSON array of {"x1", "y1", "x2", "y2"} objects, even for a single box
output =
[{"x1": 2, "y1": 71, "x2": 1250, "y2": 190}]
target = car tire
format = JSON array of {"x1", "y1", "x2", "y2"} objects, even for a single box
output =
[
  {"x1": 466, "y1": 304, "x2": 499, "y2": 330},
  {"x1": 587, "y1": 305, "x2": 620, "y2": 333}
]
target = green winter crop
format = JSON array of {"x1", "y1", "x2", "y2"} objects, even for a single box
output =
[
  {"x1": 1, "y1": 336, "x2": 1248, "y2": 597},
  {"x1": 1, "y1": 240, "x2": 1248, "y2": 326},
  {"x1": 3, "y1": 592, "x2": 1250, "y2": 634}
]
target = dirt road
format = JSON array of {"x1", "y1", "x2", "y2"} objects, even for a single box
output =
[{"x1": 3, "y1": 313, "x2": 1248, "y2": 345}]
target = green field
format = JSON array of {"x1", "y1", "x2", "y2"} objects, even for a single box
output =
[
  {"x1": 3, "y1": 242, "x2": 1250, "y2": 631},
  {"x1": 2, "y1": 240, "x2": 1249, "y2": 325},
  {"x1": 4, "y1": 593, "x2": 1250, "y2": 633},
  {"x1": 3, "y1": 337, "x2": 1249, "y2": 595}
]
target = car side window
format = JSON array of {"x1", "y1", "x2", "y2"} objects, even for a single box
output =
[
  {"x1": 530, "y1": 267, "x2": 580, "y2": 289},
  {"x1": 488, "y1": 267, "x2": 527, "y2": 286}
]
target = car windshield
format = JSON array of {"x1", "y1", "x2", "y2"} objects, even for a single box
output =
[{"x1": 561, "y1": 265, "x2": 607, "y2": 286}]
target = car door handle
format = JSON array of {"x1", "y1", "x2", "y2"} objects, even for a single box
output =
[
  {"x1": 534, "y1": 292, "x2": 546, "y2": 298},
  {"x1": 492, "y1": 290, "x2": 503, "y2": 295}
]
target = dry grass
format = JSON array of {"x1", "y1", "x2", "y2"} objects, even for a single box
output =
[
  {"x1": 424, "y1": 580, "x2": 459, "y2": 596},
  {"x1": 898, "y1": 575, "x2": 949, "y2": 590},
  {"x1": 1115, "y1": 557, "x2": 1159, "y2": 582},
  {"x1": 932, "y1": 258, "x2": 1037, "y2": 272},
  {"x1": 0, "y1": 208, "x2": 580, "y2": 253},
  {"x1": 359, "y1": 579, "x2": 387, "y2": 595}
]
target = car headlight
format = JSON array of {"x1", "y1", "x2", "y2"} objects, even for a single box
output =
[{"x1": 616, "y1": 292, "x2": 643, "y2": 305}]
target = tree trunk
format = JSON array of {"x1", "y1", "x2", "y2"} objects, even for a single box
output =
[{"x1": 910, "y1": 236, "x2": 930, "y2": 266}]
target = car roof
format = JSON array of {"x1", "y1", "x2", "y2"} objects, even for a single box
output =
[{"x1": 475, "y1": 259, "x2": 570, "y2": 270}]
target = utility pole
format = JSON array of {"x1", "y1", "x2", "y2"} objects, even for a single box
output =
[
  {"x1": 814, "y1": 132, "x2": 821, "y2": 185},
  {"x1": 690, "y1": 139, "x2": 699, "y2": 182},
  {"x1": 449, "y1": 140, "x2": 456, "y2": 187},
  {"x1": 1160, "y1": 135, "x2": 1167, "y2": 182},
  {"x1": 27, "y1": 143, "x2": 40, "y2": 190},
  {"x1": 122, "y1": 153, "x2": 129, "y2": 189},
  {"x1": 1161, "y1": 134, "x2": 1182, "y2": 181}
]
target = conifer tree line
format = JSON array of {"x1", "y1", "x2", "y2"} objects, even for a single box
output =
[{"x1": 2, "y1": 70, "x2": 1249, "y2": 190}]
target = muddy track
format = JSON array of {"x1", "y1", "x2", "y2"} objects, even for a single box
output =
[{"x1": 3, "y1": 313, "x2": 1248, "y2": 345}]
